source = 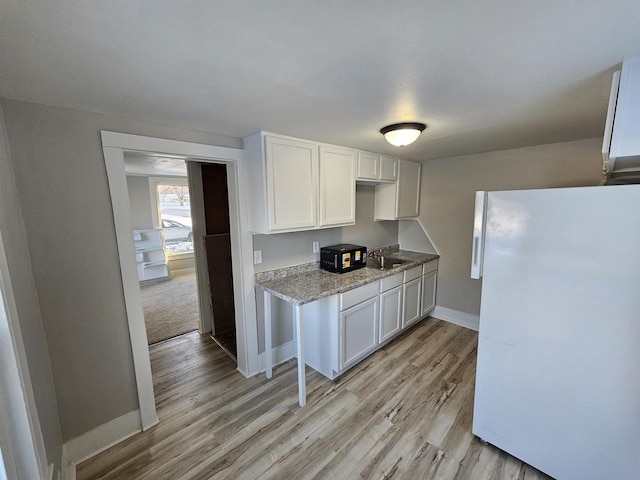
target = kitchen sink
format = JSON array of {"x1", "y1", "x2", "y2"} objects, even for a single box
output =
[{"x1": 366, "y1": 256, "x2": 410, "y2": 271}]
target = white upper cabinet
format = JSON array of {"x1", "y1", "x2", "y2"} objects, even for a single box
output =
[
  {"x1": 379, "y1": 155, "x2": 398, "y2": 181},
  {"x1": 356, "y1": 152, "x2": 397, "y2": 182},
  {"x1": 266, "y1": 135, "x2": 318, "y2": 231},
  {"x1": 374, "y1": 159, "x2": 422, "y2": 220},
  {"x1": 605, "y1": 56, "x2": 640, "y2": 181},
  {"x1": 397, "y1": 159, "x2": 421, "y2": 217},
  {"x1": 245, "y1": 131, "x2": 421, "y2": 232},
  {"x1": 319, "y1": 145, "x2": 356, "y2": 227},
  {"x1": 245, "y1": 132, "x2": 319, "y2": 233},
  {"x1": 244, "y1": 132, "x2": 356, "y2": 234},
  {"x1": 356, "y1": 151, "x2": 380, "y2": 180}
]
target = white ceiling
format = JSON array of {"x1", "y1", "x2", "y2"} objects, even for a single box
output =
[{"x1": 2, "y1": 1, "x2": 640, "y2": 161}]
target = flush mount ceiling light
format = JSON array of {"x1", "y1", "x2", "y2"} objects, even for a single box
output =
[{"x1": 380, "y1": 122, "x2": 427, "y2": 147}]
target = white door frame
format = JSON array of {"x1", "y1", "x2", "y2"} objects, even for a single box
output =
[
  {"x1": 101, "y1": 131, "x2": 259, "y2": 430},
  {"x1": 0, "y1": 228, "x2": 49, "y2": 480}
]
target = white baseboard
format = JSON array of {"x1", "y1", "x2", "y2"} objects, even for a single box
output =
[
  {"x1": 431, "y1": 306, "x2": 479, "y2": 331},
  {"x1": 258, "y1": 340, "x2": 296, "y2": 373},
  {"x1": 61, "y1": 409, "x2": 142, "y2": 480}
]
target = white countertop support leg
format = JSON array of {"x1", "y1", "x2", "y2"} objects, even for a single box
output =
[
  {"x1": 294, "y1": 304, "x2": 306, "y2": 407},
  {"x1": 263, "y1": 289, "x2": 272, "y2": 379}
]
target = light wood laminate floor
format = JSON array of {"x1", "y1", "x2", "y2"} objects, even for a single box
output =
[{"x1": 77, "y1": 318, "x2": 551, "y2": 480}]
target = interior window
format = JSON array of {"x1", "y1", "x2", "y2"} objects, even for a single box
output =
[{"x1": 156, "y1": 183, "x2": 194, "y2": 255}]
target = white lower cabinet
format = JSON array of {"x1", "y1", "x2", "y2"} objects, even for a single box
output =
[
  {"x1": 421, "y1": 259, "x2": 438, "y2": 317},
  {"x1": 421, "y1": 271, "x2": 437, "y2": 316},
  {"x1": 339, "y1": 296, "x2": 379, "y2": 371},
  {"x1": 379, "y1": 271, "x2": 404, "y2": 344},
  {"x1": 402, "y1": 277, "x2": 422, "y2": 328},
  {"x1": 302, "y1": 262, "x2": 437, "y2": 380},
  {"x1": 379, "y1": 286, "x2": 403, "y2": 343}
]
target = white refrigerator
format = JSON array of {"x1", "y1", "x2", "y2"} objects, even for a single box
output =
[{"x1": 470, "y1": 185, "x2": 640, "y2": 480}]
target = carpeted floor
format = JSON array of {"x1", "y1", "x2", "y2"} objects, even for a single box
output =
[{"x1": 141, "y1": 269, "x2": 199, "y2": 344}]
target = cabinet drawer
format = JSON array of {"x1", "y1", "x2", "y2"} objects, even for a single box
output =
[
  {"x1": 340, "y1": 281, "x2": 380, "y2": 310},
  {"x1": 340, "y1": 281, "x2": 379, "y2": 311},
  {"x1": 380, "y1": 272, "x2": 403, "y2": 292},
  {"x1": 422, "y1": 259, "x2": 438, "y2": 275},
  {"x1": 403, "y1": 265, "x2": 422, "y2": 283}
]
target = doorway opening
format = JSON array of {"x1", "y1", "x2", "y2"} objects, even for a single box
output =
[
  {"x1": 102, "y1": 131, "x2": 259, "y2": 430},
  {"x1": 123, "y1": 155, "x2": 238, "y2": 363},
  {"x1": 124, "y1": 154, "x2": 200, "y2": 345}
]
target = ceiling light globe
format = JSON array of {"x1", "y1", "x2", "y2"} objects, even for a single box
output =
[{"x1": 380, "y1": 122, "x2": 426, "y2": 147}]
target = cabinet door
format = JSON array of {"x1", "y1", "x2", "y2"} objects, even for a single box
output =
[
  {"x1": 396, "y1": 159, "x2": 421, "y2": 218},
  {"x1": 265, "y1": 135, "x2": 318, "y2": 231},
  {"x1": 357, "y1": 151, "x2": 380, "y2": 180},
  {"x1": 340, "y1": 296, "x2": 378, "y2": 371},
  {"x1": 319, "y1": 145, "x2": 356, "y2": 227},
  {"x1": 402, "y1": 277, "x2": 422, "y2": 328},
  {"x1": 379, "y1": 155, "x2": 398, "y2": 181},
  {"x1": 380, "y1": 285, "x2": 403, "y2": 343},
  {"x1": 421, "y1": 271, "x2": 437, "y2": 316}
]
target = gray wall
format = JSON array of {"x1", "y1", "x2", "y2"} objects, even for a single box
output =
[
  {"x1": 253, "y1": 184, "x2": 398, "y2": 272},
  {"x1": 0, "y1": 105, "x2": 63, "y2": 467},
  {"x1": 419, "y1": 137, "x2": 604, "y2": 317},
  {"x1": 1, "y1": 98, "x2": 242, "y2": 441},
  {"x1": 126, "y1": 176, "x2": 154, "y2": 230}
]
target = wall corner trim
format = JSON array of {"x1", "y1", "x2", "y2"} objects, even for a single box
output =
[
  {"x1": 415, "y1": 218, "x2": 440, "y2": 255},
  {"x1": 431, "y1": 306, "x2": 479, "y2": 331},
  {"x1": 61, "y1": 409, "x2": 143, "y2": 480}
]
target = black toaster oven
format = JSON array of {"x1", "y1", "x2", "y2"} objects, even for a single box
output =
[{"x1": 320, "y1": 244, "x2": 367, "y2": 273}]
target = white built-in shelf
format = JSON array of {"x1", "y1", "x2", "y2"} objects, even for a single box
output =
[{"x1": 133, "y1": 229, "x2": 170, "y2": 282}]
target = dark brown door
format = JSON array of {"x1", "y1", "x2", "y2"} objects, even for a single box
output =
[{"x1": 201, "y1": 163, "x2": 236, "y2": 358}]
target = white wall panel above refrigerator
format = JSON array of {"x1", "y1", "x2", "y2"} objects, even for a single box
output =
[{"x1": 471, "y1": 185, "x2": 640, "y2": 480}]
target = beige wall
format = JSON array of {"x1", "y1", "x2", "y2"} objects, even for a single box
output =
[
  {"x1": 126, "y1": 175, "x2": 154, "y2": 230},
  {"x1": 419, "y1": 138, "x2": 604, "y2": 319},
  {"x1": 1, "y1": 99, "x2": 242, "y2": 441},
  {"x1": 0, "y1": 104, "x2": 63, "y2": 468}
]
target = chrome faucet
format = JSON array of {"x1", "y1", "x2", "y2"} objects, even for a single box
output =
[{"x1": 367, "y1": 248, "x2": 385, "y2": 270}]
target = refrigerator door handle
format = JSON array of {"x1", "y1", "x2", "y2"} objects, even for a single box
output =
[
  {"x1": 471, "y1": 191, "x2": 487, "y2": 279},
  {"x1": 602, "y1": 70, "x2": 621, "y2": 174}
]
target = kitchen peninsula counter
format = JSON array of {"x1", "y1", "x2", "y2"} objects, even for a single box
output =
[{"x1": 256, "y1": 249, "x2": 439, "y2": 306}]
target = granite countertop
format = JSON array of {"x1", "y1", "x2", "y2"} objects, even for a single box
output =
[{"x1": 256, "y1": 250, "x2": 439, "y2": 306}]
